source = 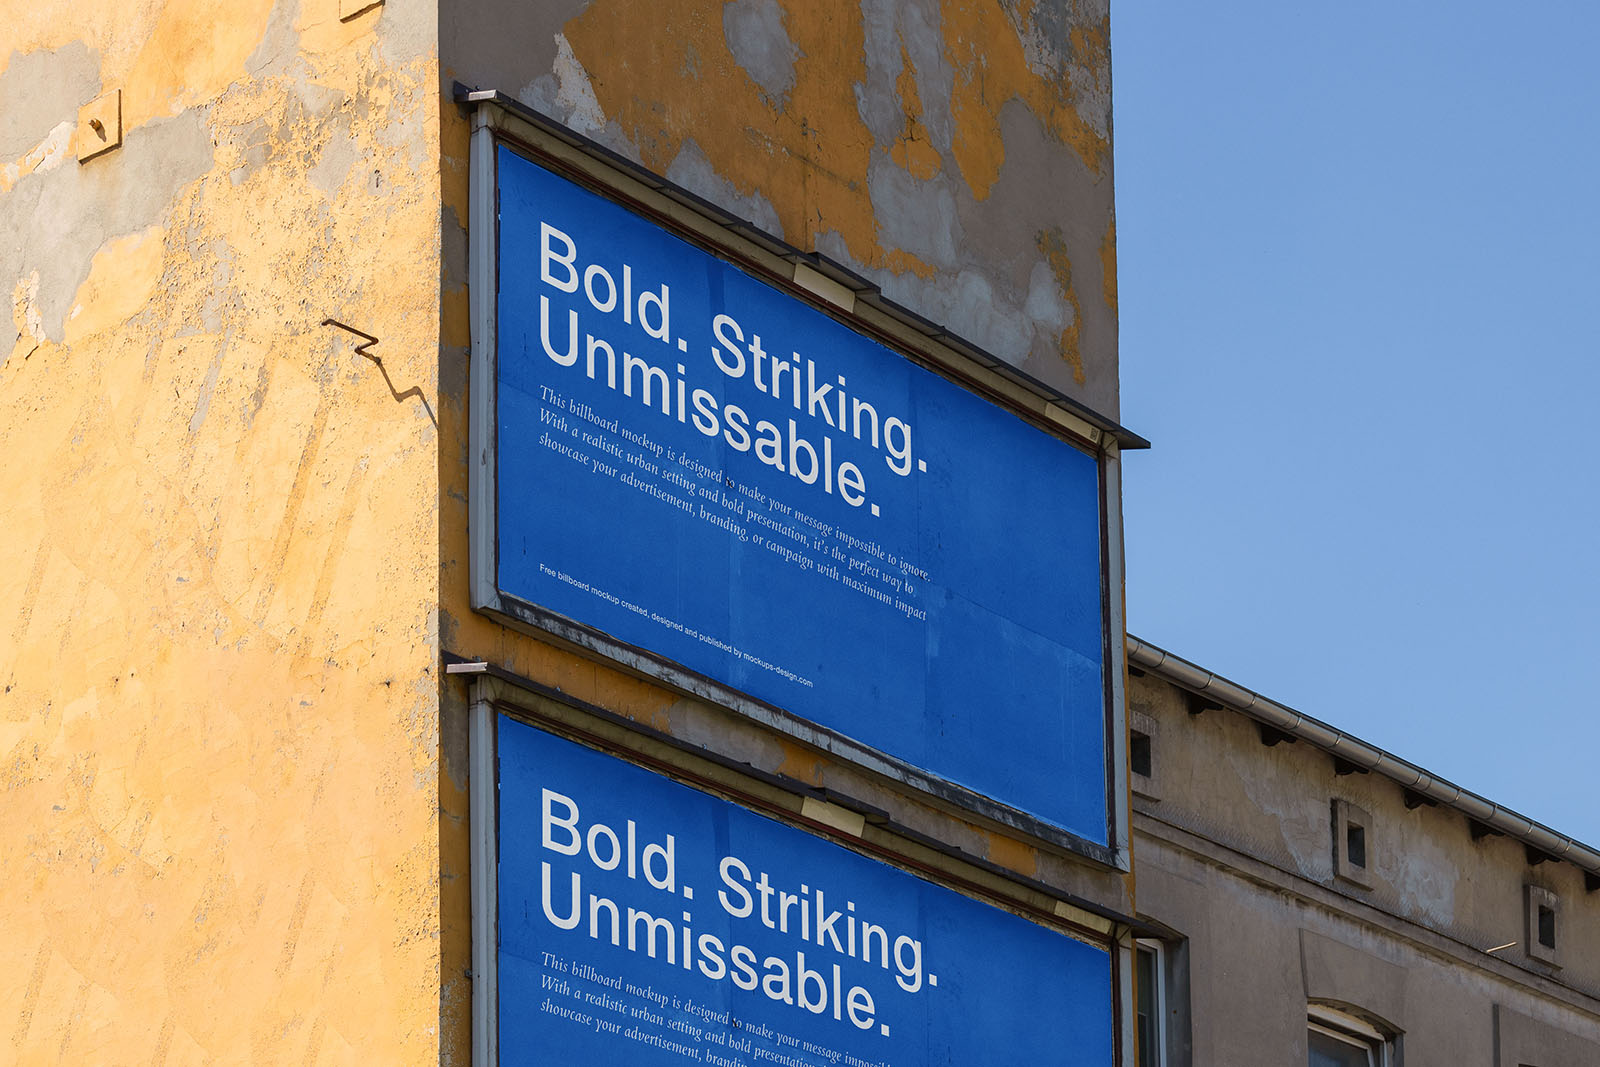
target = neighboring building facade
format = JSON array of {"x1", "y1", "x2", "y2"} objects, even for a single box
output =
[{"x1": 1126, "y1": 637, "x2": 1600, "y2": 1067}]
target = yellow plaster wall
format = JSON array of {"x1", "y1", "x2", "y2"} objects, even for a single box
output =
[{"x1": 1, "y1": 0, "x2": 449, "y2": 1060}]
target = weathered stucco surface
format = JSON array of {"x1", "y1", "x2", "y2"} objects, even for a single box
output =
[
  {"x1": 1, "y1": 0, "x2": 448, "y2": 1060},
  {"x1": 443, "y1": 0, "x2": 1120, "y2": 415}
]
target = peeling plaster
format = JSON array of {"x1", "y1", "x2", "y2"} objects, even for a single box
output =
[
  {"x1": 722, "y1": 0, "x2": 801, "y2": 106},
  {"x1": 666, "y1": 139, "x2": 783, "y2": 235},
  {"x1": 308, "y1": 126, "x2": 361, "y2": 199},
  {"x1": 1023, "y1": 258, "x2": 1074, "y2": 347},
  {"x1": 500, "y1": 0, "x2": 1121, "y2": 407},
  {"x1": 1382, "y1": 830, "x2": 1459, "y2": 929},
  {"x1": 8, "y1": 270, "x2": 44, "y2": 366},
  {"x1": 864, "y1": 148, "x2": 958, "y2": 270},
  {"x1": 0, "y1": 42, "x2": 102, "y2": 161},
  {"x1": 244, "y1": 0, "x2": 306, "y2": 77},
  {"x1": 529, "y1": 33, "x2": 607, "y2": 137},
  {"x1": 853, "y1": 0, "x2": 905, "y2": 146},
  {"x1": 856, "y1": 0, "x2": 952, "y2": 158},
  {"x1": 1, "y1": 120, "x2": 74, "y2": 196},
  {"x1": 0, "y1": 110, "x2": 213, "y2": 343},
  {"x1": 1223, "y1": 742, "x2": 1335, "y2": 881}
]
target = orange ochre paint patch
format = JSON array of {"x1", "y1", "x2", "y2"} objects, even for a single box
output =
[
  {"x1": 563, "y1": 0, "x2": 1108, "y2": 265},
  {"x1": 1036, "y1": 227, "x2": 1087, "y2": 383}
]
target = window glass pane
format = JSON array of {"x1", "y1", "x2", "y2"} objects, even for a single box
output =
[
  {"x1": 1136, "y1": 945, "x2": 1157, "y2": 1066},
  {"x1": 1309, "y1": 1027, "x2": 1373, "y2": 1067},
  {"x1": 1346, "y1": 823, "x2": 1367, "y2": 869}
]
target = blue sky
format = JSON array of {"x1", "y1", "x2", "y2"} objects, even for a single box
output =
[{"x1": 1113, "y1": 3, "x2": 1600, "y2": 843}]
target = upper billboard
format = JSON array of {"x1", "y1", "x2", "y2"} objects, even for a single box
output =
[{"x1": 484, "y1": 144, "x2": 1109, "y2": 845}]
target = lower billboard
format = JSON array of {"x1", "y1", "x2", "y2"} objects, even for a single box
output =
[{"x1": 497, "y1": 716, "x2": 1114, "y2": 1065}]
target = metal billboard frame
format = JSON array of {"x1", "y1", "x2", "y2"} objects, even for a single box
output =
[{"x1": 464, "y1": 94, "x2": 1134, "y2": 871}]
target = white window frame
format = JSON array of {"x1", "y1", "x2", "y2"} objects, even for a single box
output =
[
  {"x1": 1135, "y1": 938, "x2": 1167, "y2": 1067},
  {"x1": 1308, "y1": 1004, "x2": 1391, "y2": 1067}
]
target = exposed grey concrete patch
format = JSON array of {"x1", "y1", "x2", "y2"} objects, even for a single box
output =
[
  {"x1": 220, "y1": 71, "x2": 357, "y2": 192},
  {"x1": 442, "y1": 1, "x2": 649, "y2": 166},
  {"x1": 957, "y1": 105, "x2": 1076, "y2": 293},
  {"x1": 0, "y1": 43, "x2": 102, "y2": 162},
  {"x1": 928, "y1": 269, "x2": 1033, "y2": 363},
  {"x1": 369, "y1": 78, "x2": 432, "y2": 177},
  {"x1": 721, "y1": 0, "x2": 799, "y2": 106},
  {"x1": 591, "y1": 121, "x2": 645, "y2": 166},
  {"x1": 819, "y1": 224, "x2": 1036, "y2": 370},
  {"x1": 956, "y1": 99, "x2": 1116, "y2": 413},
  {"x1": 895, "y1": 0, "x2": 953, "y2": 155},
  {"x1": 816, "y1": 221, "x2": 1038, "y2": 384},
  {"x1": 0, "y1": 109, "x2": 213, "y2": 343},
  {"x1": 524, "y1": 58, "x2": 646, "y2": 164},
  {"x1": 245, "y1": 0, "x2": 304, "y2": 77},
  {"x1": 855, "y1": 0, "x2": 953, "y2": 154},
  {"x1": 231, "y1": 136, "x2": 272, "y2": 185},
  {"x1": 1012, "y1": 0, "x2": 1110, "y2": 142},
  {"x1": 1381, "y1": 828, "x2": 1457, "y2": 928},
  {"x1": 438, "y1": 0, "x2": 587, "y2": 91},
  {"x1": 664, "y1": 139, "x2": 782, "y2": 237},
  {"x1": 1022, "y1": 258, "x2": 1072, "y2": 341},
  {"x1": 521, "y1": 34, "x2": 605, "y2": 137},
  {"x1": 1012, "y1": 0, "x2": 1070, "y2": 79},
  {"x1": 521, "y1": 73, "x2": 558, "y2": 117},
  {"x1": 374, "y1": 0, "x2": 438, "y2": 70},
  {"x1": 854, "y1": 0, "x2": 904, "y2": 146},
  {"x1": 9, "y1": 270, "x2": 43, "y2": 354},
  {"x1": 1226, "y1": 743, "x2": 1332, "y2": 880},
  {"x1": 866, "y1": 149, "x2": 960, "y2": 269},
  {"x1": 308, "y1": 126, "x2": 360, "y2": 198}
]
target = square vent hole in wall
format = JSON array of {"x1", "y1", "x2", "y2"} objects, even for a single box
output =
[
  {"x1": 1525, "y1": 885, "x2": 1561, "y2": 966},
  {"x1": 1333, "y1": 800, "x2": 1374, "y2": 889},
  {"x1": 1130, "y1": 711, "x2": 1159, "y2": 801}
]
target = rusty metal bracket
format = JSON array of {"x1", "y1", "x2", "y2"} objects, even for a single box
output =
[
  {"x1": 321, "y1": 318, "x2": 438, "y2": 430},
  {"x1": 321, "y1": 318, "x2": 379, "y2": 358}
]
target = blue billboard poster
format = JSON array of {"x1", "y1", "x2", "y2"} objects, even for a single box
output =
[
  {"x1": 497, "y1": 718, "x2": 1115, "y2": 1066},
  {"x1": 494, "y1": 145, "x2": 1108, "y2": 844}
]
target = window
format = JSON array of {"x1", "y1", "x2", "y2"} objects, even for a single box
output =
[
  {"x1": 1308, "y1": 1005, "x2": 1390, "y2": 1067},
  {"x1": 1525, "y1": 884, "x2": 1561, "y2": 965},
  {"x1": 1130, "y1": 731, "x2": 1153, "y2": 779},
  {"x1": 1135, "y1": 939, "x2": 1165, "y2": 1066},
  {"x1": 1130, "y1": 711, "x2": 1161, "y2": 802},
  {"x1": 1346, "y1": 823, "x2": 1366, "y2": 869},
  {"x1": 1332, "y1": 800, "x2": 1374, "y2": 888}
]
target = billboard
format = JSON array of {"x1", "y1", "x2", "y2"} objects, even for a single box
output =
[
  {"x1": 490, "y1": 144, "x2": 1109, "y2": 845},
  {"x1": 498, "y1": 717, "x2": 1114, "y2": 1065}
]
